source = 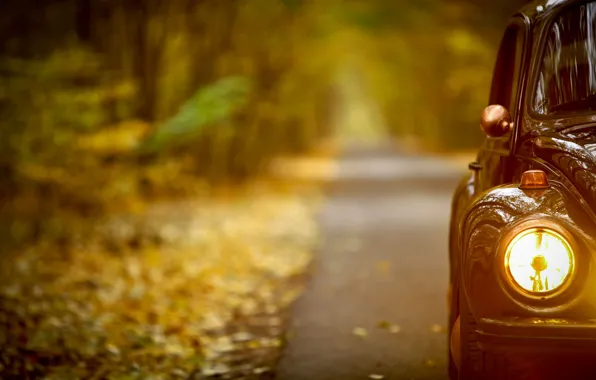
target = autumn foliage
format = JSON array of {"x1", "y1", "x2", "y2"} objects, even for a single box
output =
[{"x1": 0, "y1": 0, "x2": 527, "y2": 377}]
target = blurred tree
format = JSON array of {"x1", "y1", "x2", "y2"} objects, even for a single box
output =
[
  {"x1": 0, "y1": 0, "x2": 531, "y2": 251},
  {"x1": 341, "y1": 0, "x2": 528, "y2": 150},
  {"x1": 0, "y1": 0, "x2": 340, "y2": 250}
]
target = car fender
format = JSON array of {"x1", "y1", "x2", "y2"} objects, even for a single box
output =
[
  {"x1": 459, "y1": 180, "x2": 596, "y2": 319},
  {"x1": 450, "y1": 172, "x2": 475, "y2": 282}
]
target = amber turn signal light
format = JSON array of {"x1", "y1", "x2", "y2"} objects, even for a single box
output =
[{"x1": 519, "y1": 169, "x2": 550, "y2": 190}]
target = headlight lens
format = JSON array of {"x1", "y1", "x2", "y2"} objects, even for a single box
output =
[{"x1": 505, "y1": 228, "x2": 574, "y2": 295}]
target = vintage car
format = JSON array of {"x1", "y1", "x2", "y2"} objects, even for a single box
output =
[{"x1": 448, "y1": 0, "x2": 596, "y2": 379}]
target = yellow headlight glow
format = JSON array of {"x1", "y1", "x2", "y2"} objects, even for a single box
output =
[{"x1": 505, "y1": 228, "x2": 574, "y2": 295}]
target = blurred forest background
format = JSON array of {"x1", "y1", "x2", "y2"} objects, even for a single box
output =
[
  {"x1": 0, "y1": 0, "x2": 527, "y2": 251},
  {"x1": 0, "y1": 0, "x2": 533, "y2": 377}
]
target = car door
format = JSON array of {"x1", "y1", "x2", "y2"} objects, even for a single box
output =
[{"x1": 475, "y1": 16, "x2": 529, "y2": 194}]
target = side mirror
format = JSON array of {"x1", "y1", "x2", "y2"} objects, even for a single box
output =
[{"x1": 480, "y1": 105, "x2": 512, "y2": 138}]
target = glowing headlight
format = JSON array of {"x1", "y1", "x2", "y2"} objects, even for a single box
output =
[{"x1": 504, "y1": 228, "x2": 574, "y2": 295}]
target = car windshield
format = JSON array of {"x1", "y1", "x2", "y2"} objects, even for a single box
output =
[{"x1": 534, "y1": 2, "x2": 596, "y2": 115}]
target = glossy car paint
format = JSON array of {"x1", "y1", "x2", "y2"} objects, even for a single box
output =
[{"x1": 449, "y1": 0, "x2": 596, "y2": 369}]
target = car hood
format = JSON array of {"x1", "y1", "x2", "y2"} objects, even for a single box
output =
[{"x1": 533, "y1": 128, "x2": 596, "y2": 212}]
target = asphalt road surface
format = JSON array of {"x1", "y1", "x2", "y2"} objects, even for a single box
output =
[{"x1": 276, "y1": 145, "x2": 467, "y2": 380}]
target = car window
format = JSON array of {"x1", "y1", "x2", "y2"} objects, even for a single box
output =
[
  {"x1": 489, "y1": 23, "x2": 525, "y2": 118},
  {"x1": 534, "y1": 1, "x2": 596, "y2": 115}
]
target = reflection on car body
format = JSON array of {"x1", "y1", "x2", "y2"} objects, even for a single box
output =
[{"x1": 449, "y1": 1, "x2": 596, "y2": 379}]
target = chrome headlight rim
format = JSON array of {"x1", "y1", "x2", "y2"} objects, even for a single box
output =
[{"x1": 497, "y1": 218, "x2": 579, "y2": 305}]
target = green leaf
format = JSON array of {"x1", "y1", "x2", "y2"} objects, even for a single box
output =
[{"x1": 137, "y1": 76, "x2": 253, "y2": 154}]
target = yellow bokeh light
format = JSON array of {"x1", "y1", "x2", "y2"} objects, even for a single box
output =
[{"x1": 505, "y1": 228, "x2": 574, "y2": 295}]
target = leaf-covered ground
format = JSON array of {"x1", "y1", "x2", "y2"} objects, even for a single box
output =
[{"x1": 0, "y1": 184, "x2": 320, "y2": 379}]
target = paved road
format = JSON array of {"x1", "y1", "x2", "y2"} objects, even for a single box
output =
[{"x1": 276, "y1": 145, "x2": 467, "y2": 380}]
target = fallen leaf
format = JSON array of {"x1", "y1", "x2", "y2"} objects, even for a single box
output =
[
  {"x1": 105, "y1": 343, "x2": 120, "y2": 356},
  {"x1": 253, "y1": 367, "x2": 270, "y2": 374},
  {"x1": 352, "y1": 327, "x2": 368, "y2": 338},
  {"x1": 231, "y1": 331, "x2": 254, "y2": 343},
  {"x1": 376, "y1": 320, "x2": 391, "y2": 329},
  {"x1": 369, "y1": 374, "x2": 385, "y2": 379},
  {"x1": 201, "y1": 362, "x2": 231, "y2": 376},
  {"x1": 389, "y1": 324, "x2": 401, "y2": 333}
]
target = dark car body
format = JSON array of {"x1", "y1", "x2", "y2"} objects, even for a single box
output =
[{"x1": 449, "y1": 0, "x2": 596, "y2": 379}]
